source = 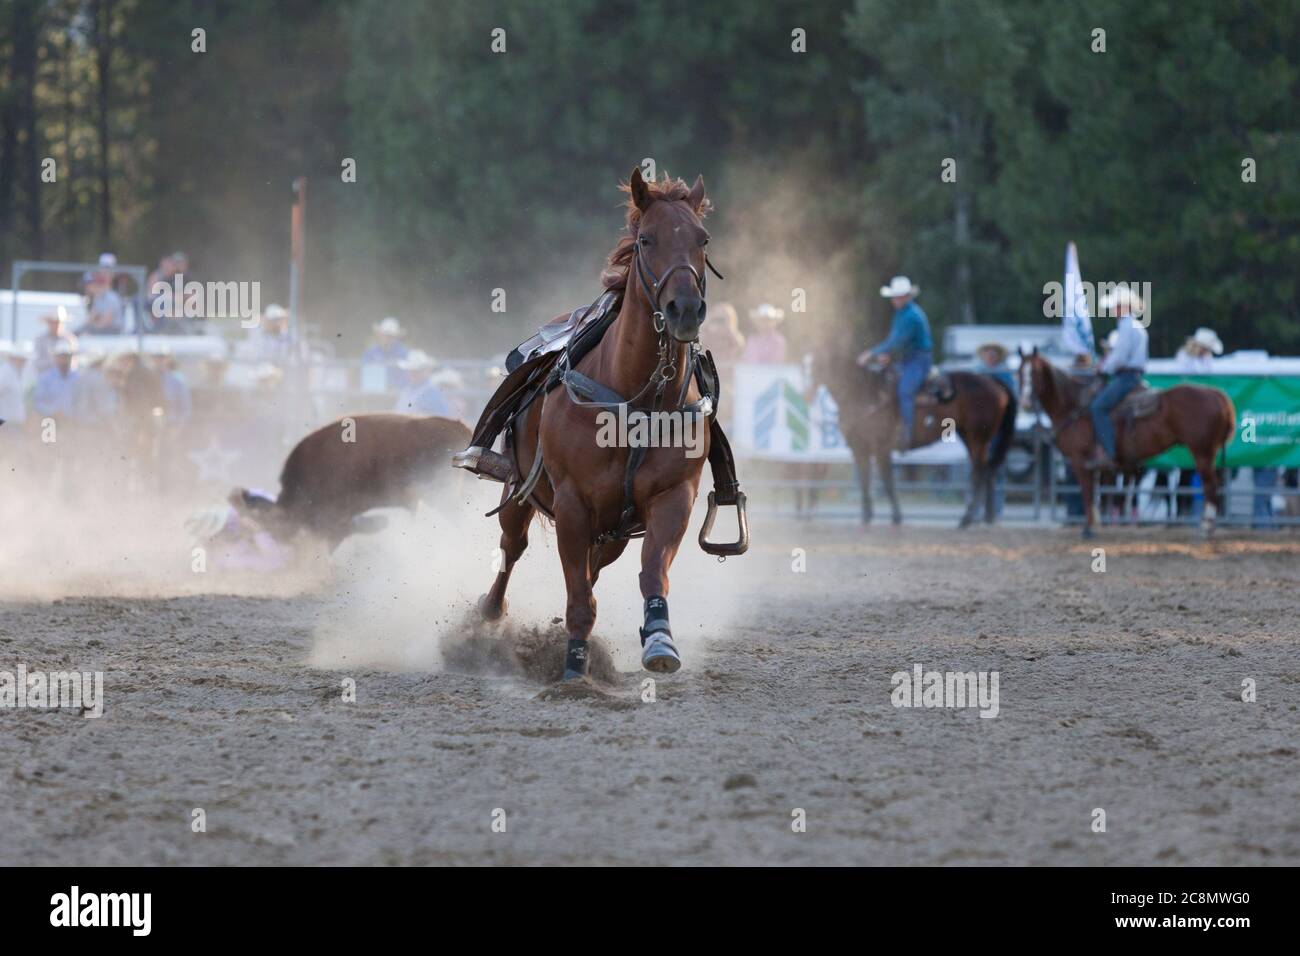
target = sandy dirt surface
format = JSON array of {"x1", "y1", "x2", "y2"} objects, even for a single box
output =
[{"x1": 2, "y1": 501, "x2": 1298, "y2": 865}]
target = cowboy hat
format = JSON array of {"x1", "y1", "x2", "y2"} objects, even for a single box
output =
[
  {"x1": 263, "y1": 304, "x2": 289, "y2": 321},
  {"x1": 397, "y1": 349, "x2": 436, "y2": 371},
  {"x1": 975, "y1": 342, "x2": 1008, "y2": 362},
  {"x1": 1098, "y1": 284, "x2": 1144, "y2": 316},
  {"x1": 374, "y1": 316, "x2": 406, "y2": 337},
  {"x1": 748, "y1": 303, "x2": 785, "y2": 322},
  {"x1": 879, "y1": 276, "x2": 920, "y2": 298},
  {"x1": 1190, "y1": 327, "x2": 1223, "y2": 355},
  {"x1": 429, "y1": 367, "x2": 464, "y2": 388}
]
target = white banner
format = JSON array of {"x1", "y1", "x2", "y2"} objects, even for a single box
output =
[{"x1": 731, "y1": 363, "x2": 967, "y2": 465}]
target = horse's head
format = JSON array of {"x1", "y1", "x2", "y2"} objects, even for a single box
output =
[
  {"x1": 1017, "y1": 346, "x2": 1048, "y2": 411},
  {"x1": 627, "y1": 167, "x2": 712, "y2": 343}
]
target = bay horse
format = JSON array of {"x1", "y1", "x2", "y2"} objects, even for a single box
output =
[
  {"x1": 479, "y1": 169, "x2": 718, "y2": 680},
  {"x1": 814, "y1": 337, "x2": 1016, "y2": 527},
  {"x1": 1017, "y1": 348, "x2": 1235, "y2": 537},
  {"x1": 231, "y1": 413, "x2": 471, "y2": 549}
]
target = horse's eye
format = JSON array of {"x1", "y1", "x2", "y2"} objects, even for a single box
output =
[
  {"x1": 638, "y1": 235, "x2": 651, "y2": 246},
  {"x1": 700, "y1": 237, "x2": 709, "y2": 246}
]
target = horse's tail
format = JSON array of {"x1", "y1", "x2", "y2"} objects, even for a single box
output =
[
  {"x1": 987, "y1": 381, "x2": 1018, "y2": 470},
  {"x1": 1217, "y1": 391, "x2": 1236, "y2": 472}
]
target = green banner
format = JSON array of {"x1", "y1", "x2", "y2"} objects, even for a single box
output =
[{"x1": 1142, "y1": 375, "x2": 1300, "y2": 468}]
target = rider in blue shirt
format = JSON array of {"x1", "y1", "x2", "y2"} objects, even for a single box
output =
[{"x1": 857, "y1": 276, "x2": 933, "y2": 449}]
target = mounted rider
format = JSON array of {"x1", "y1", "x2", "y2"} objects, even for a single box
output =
[
  {"x1": 1085, "y1": 284, "x2": 1149, "y2": 469},
  {"x1": 856, "y1": 276, "x2": 933, "y2": 449}
]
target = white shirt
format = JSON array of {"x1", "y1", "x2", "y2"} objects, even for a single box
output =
[{"x1": 1101, "y1": 314, "x2": 1148, "y2": 374}]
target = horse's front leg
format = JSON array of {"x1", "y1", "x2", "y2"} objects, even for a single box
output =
[
  {"x1": 959, "y1": 464, "x2": 982, "y2": 529},
  {"x1": 637, "y1": 481, "x2": 696, "y2": 674},
  {"x1": 853, "y1": 446, "x2": 874, "y2": 524},
  {"x1": 1074, "y1": 458, "x2": 1098, "y2": 539},
  {"x1": 479, "y1": 492, "x2": 533, "y2": 622},
  {"x1": 881, "y1": 447, "x2": 902, "y2": 524}
]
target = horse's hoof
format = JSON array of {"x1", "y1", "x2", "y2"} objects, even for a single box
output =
[
  {"x1": 892, "y1": 514, "x2": 902, "y2": 526},
  {"x1": 641, "y1": 631, "x2": 681, "y2": 674},
  {"x1": 957, "y1": 517, "x2": 972, "y2": 530},
  {"x1": 1081, "y1": 526, "x2": 1096, "y2": 540},
  {"x1": 561, "y1": 668, "x2": 587, "y2": 682},
  {"x1": 477, "y1": 594, "x2": 506, "y2": 621}
]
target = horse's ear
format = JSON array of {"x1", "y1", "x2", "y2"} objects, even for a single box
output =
[
  {"x1": 1032, "y1": 345, "x2": 1039, "y2": 357},
  {"x1": 689, "y1": 174, "x2": 706, "y2": 212},
  {"x1": 1016, "y1": 346, "x2": 1024, "y2": 358},
  {"x1": 629, "y1": 167, "x2": 651, "y2": 212}
]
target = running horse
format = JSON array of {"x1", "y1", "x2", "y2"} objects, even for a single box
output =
[
  {"x1": 1018, "y1": 348, "x2": 1235, "y2": 537},
  {"x1": 473, "y1": 169, "x2": 742, "y2": 680},
  {"x1": 814, "y1": 333, "x2": 1017, "y2": 527}
]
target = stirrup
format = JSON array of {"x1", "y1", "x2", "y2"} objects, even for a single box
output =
[
  {"x1": 451, "y1": 445, "x2": 516, "y2": 483},
  {"x1": 699, "y1": 490, "x2": 749, "y2": 557}
]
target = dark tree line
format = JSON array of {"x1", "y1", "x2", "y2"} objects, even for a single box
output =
[{"x1": 1, "y1": 0, "x2": 1297, "y2": 357}]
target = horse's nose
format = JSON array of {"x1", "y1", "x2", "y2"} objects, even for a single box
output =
[{"x1": 664, "y1": 294, "x2": 705, "y2": 339}]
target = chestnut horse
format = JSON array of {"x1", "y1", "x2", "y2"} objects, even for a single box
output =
[
  {"x1": 815, "y1": 337, "x2": 1016, "y2": 527},
  {"x1": 1018, "y1": 349, "x2": 1235, "y2": 537},
  {"x1": 480, "y1": 169, "x2": 718, "y2": 680}
]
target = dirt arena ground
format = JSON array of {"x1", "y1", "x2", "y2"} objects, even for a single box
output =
[{"x1": 2, "y1": 496, "x2": 1298, "y2": 865}]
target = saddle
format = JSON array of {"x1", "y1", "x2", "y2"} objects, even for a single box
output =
[
  {"x1": 1115, "y1": 383, "x2": 1161, "y2": 422},
  {"x1": 453, "y1": 292, "x2": 748, "y2": 557},
  {"x1": 505, "y1": 291, "x2": 620, "y2": 373},
  {"x1": 874, "y1": 363, "x2": 954, "y2": 406}
]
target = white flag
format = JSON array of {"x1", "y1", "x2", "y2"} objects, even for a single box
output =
[{"x1": 1062, "y1": 241, "x2": 1095, "y2": 357}]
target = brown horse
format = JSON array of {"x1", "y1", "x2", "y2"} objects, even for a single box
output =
[
  {"x1": 1017, "y1": 349, "x2": 1235, "y2": 537},
  {"x1": 815, "y1": 337, "x2": 1017, "y2": 527},
  {"x1": 480, "y1": 169, "x2": 718, "y2": 680},
  {"x1": 232, "y1": 413, "x2": 470, "y2": 548}
]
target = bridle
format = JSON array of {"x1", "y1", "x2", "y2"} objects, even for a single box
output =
[{"x1": 632, "y1": 234, "x2": 725, "y2": 337}]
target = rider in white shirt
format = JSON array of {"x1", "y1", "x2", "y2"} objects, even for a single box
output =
[{"x1": 1086, "y1": 286, "x2": 1149, "y2": 469}]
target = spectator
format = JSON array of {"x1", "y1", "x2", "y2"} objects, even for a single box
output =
[
  {"x1": 248, "y1": 304, "x2": 299, "y2": 364},
  {"x1": 362, "y1": 317, "x2": 411, "y2": 390},
  {"x1": 77, "y1": 267, "x2": 126, "y2": 335},
  {"x1": 32, "y1": 341, "x2": 80, "y2": 418},
  {"x1": 741, "y1": 303, "x2": 788, "y2": 364},
  {"x1": 1175, "y1": 327, "x2": 1223, "y2": 373},
  {"x1": 699, "y1": 302, "x2": 745, "y2": 363},
  {"x1": 394, "y1": 351, "x2": 454, "y2": 417},
  {"x1": 0, "y1": 341, "x2": 30, "y2": 427},
  {"x1": 72, "y1": 351, "x2": 121, "y2": 425},
  {"x1": 146, "y1": 254, "x2": 188, "y2": 333},
  {"x1": 975, "y1": 342, "x2": 1016, "y2": 392},
  {"x1": 32, "y1": 309, "x2": 78, "y2": 375},
  {"x1": 149, "y1": 348, "x2": 192, "y2": 422}
]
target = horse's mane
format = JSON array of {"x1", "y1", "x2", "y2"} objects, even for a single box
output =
[
  {"x1": 600, "y1": 174, "x2": 713, "y2": 292},
  {"x1": 1036, "y1": 356, "x2": 1089, "y2": 409}
]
